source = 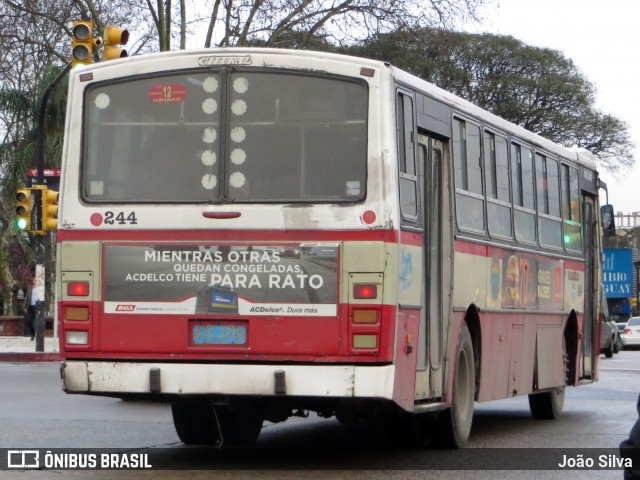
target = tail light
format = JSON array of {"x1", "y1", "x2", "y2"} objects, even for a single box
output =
[
  {"x1": 61, "y1": 272, "x2": 93, "y2": 351},
  {"x1": 353, "y1": 284, "x2": 378, "y2": 299},
  {"x1": 348, "y1": 274, "x2": 383, "y2": 355},
  {"x1": 66, "y1": 331, "x2": 89, "y2": 345},
  {"x1": 67, "y1": 281, "x2": 90, "y2": 296},
  {"x1": 623, "y1": 328, "x2": 632, "y2": 334}
]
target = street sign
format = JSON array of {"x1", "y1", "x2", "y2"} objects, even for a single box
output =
[
  {"x1": 28, "y1": 168, "x2": 60, "y2": 191},
  {"x1": 603, "y1": 248, "x2": 633, "y2": 299}
]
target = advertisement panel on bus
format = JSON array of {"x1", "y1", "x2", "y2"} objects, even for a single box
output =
[{"x1": 103, "y1": 243, "x2": 338, "y2": 317}]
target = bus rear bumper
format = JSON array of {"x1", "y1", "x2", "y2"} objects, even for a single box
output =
[{"x1": 61, "y1": 360, "x2": 396, "y2": 399}]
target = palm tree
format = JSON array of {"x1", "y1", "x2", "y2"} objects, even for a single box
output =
[{"x1": 0, "y1": 65, "x2": 67, "y2": 316}]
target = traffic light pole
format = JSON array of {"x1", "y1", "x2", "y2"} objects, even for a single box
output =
[{"x1": 34, "y1": 62, "x2": 70, "y2": 352}]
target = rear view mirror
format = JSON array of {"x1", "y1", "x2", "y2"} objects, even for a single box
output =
[{"x1": 601, "y1": 204, "x2": 616, "y2": 236}]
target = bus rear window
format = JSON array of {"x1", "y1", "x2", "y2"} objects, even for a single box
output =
[{"x1": 82, "y1": 70, "x2": 368, "y2": 203}]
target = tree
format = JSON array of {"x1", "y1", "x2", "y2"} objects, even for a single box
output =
[
  {"x1": 0, "y1": 0, "x2": 492, "y2": 58},
  {"x1": 350, "y1": 28, "x2": 634, "y2": 173},
  {"x1": 0, "y1": 65, "x2": 67, "y2": 315},
  {"x1": 198, "y1": 0, "x2": 487, "y2": 48}
]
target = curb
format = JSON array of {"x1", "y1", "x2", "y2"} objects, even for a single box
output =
[{"x1": 0, "y1": 353, "x2": 63, "y2": 363}]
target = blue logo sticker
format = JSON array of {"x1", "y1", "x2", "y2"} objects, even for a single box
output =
[{"x1": 212, "y1": 292, "x2": 235, "y2": 306}]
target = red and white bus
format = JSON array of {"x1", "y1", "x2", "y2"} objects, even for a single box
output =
[{"x1": 57, "y1": 48, "x2": 608, "y2": 448}]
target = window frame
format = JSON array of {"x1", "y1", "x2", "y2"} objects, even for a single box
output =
[
  {"x1": 510, "y1": 141, "x2": 537, "y2": 245},
  {"x1": 452, "y1": 116, "x2": 485, "y2": 234},
  {"x1": 561, "y1": 163, "x2": 584, "y2": 253},
  {"x1": 483, "y1": 128, "x2": 512, "y2": 240},
  {"x1": 396, "y1": 90, "x2": 419, "y2": 223},
  {"x1": 535, "y1": 153, "x2": 563, "y2": 250},
  {"x1": 80, "y1": 68, "x2": 370, "y2": 205}
]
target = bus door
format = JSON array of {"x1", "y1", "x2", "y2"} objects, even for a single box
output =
[
  {"x1": 415, "y1": 133, "x2": 449, "y2": 400},
  {"x1": 580, "y1": 193, "x2": 599, "y2": 379}
]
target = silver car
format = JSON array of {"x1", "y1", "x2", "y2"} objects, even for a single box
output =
[
  {"x1": 621, "y1": 316, "x2": 640, "y2": 349},
  {"x1": 600, "y1": 317, "x2": 619, "y2": 357}
]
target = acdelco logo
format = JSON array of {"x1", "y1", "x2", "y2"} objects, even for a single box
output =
[{"x1": 115, "y1": 305, "x2": 136, "y2": 312}]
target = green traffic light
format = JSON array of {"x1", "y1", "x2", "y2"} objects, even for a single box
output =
[{"x1": 16, "y1": 218, "x2": 28, "y2": 230}]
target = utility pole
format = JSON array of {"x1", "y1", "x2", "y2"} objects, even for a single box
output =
[
  {"x1": 29, "y1": 20, "x2": 128, "y2": 350},
  {"x1": 33, "y1": 64, "x2": 70, "y2": 352}
]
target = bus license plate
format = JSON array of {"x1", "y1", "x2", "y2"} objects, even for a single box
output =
[{"x1": 192, "y1": 324, "x2": 247, "y2": 345}]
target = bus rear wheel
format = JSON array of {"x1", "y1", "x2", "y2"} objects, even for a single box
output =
[
  {"x1": 171, "y1": 398, "x2": 263, "y2": 446},
  {"x1": 528, "y1": 387, "x2": 565, "y2": 420},
  {"x1": 171, "y1": 398, "x2": 218, "y2": 445},
  {"x1": 429, "y1": 323, "x2": 475, "y2": 448}
]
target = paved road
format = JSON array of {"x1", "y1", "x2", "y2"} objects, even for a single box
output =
[{"x1": 0, "y1": 351, "x2": 638, "y2": 479}]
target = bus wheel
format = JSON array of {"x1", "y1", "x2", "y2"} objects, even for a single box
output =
[
  {"x1": 528, "y1": 387, "x2": 565, "y2": 420},
  {"x1": 171, "y1": 398, "x2": 263, "y2": 446},
  {"x1": 214, "y1": 405, "x2": 263, "y2": 447},
  {"x1": 430, "y1": 323, "x2": 475, "y2": 448},
  {"x1": 384, "y1": 412, "x2": 430, "y2": 447},
  {"x1": 171, "y1": 397, "x2": 219, "y2": 445}
]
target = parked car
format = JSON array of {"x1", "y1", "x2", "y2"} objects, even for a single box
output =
[
  {"x1": 621, "y1": 316, "x2": 640, "y2": 350},
  {"x1": 600, "y1": 317, "x2": 618, "y2": 357},
  {"x1": 616, "y1": 322, "x2": 628, "y2": 351}
]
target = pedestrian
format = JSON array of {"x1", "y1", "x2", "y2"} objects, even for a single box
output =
[{"x1": 23, "y1": 282, "x2": 36, "y2": 340}]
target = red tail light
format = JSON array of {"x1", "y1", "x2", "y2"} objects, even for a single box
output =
[
  {"x1": 67, "y1": 281, "x2": 90, "y2": 296},
  {"x1": 623, "y1": 328, "x2": 632, "y2": 334},
  {"x1": 353, "y1": 284, "x2": 377, "y2": 299}
]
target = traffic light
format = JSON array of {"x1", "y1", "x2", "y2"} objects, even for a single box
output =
[
  {"x1": 15, "y1": 188, "x2": 33, "y2": 231},
  {"x1": 102, "y1": 25, "x2": 129, "y2": 61},
  {"x1": 41, "y1": 188, "x2": 59, "y2": 231},
  {"x1": 71, "y1": 21, "x2": 93, "y2": 67}
]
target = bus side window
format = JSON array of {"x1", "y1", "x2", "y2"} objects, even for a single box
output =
[
  {"x1": 484, "y1": 130, "x2": 512, "y2": 238},
  {"x1": 561, "y1": 164, "x2": 583, "y2": 252},
  {"x1": 453, "y1": 117, "x2": 484, "y2": 233},
  {"x1": 511, "y1": 142, "x2": 536, "y2": 244},
  {"x1": 397, "y1": 92, "x2": 418, "y2": 222},
  {"x1": 536, "y1": 154, "x2": 562, "y2": 249}
]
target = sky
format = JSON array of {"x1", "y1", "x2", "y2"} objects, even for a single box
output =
[{"x1": 462, "y1": 0, "x2": 640, "y2": 215}]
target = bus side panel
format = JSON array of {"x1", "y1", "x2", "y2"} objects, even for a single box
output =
[
  {"x1": 452, "y1": 240, "x2": 583, "y2": 403},
  {"x1": 393, "y1": 307, "x2": 419, "y2": 411},
  {"x1": 475, "y1": 314, "x2": 511, "y2": 401}
]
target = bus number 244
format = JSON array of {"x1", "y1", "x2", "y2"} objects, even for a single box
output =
[{"x1": 104, "y1": 211, "x2": 138, "y2": 225}]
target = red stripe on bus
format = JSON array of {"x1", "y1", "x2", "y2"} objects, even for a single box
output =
[
  {"x1": 454, "y1": 240, "x2": 488, "y2": 256},
  {"x1": 57, "y1": 229, "x2": 399, "y2": 243},
  {"x1": 399, "y1": 230, "x2": 423, "y2": 246}
]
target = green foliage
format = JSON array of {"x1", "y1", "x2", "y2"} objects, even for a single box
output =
[
  {"x1": 0, "y1": 64, "x2": 66, "y2": 315},
  {"x1": 350, "y1": 28, "x2": 634, "y2": 173}
]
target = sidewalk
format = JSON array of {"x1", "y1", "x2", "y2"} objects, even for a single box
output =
[{"x1": 0, "y1": 336, "x2": 62, "y2": 362}]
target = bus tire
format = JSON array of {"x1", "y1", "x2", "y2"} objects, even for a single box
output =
[
  {"x1": 171, "y1": 398, "x2": 218, "y2": 445},
  {"x1": 430, "y1": 322, "x2": 475, "y2": 448},
  {"x1": 384, "y1": 411, "x2": 430, "y2": 447},
  {"x1": 528, "y1": 387, "x2": 565, "y2": 420},
  {"x1": 171, "y1": 398, "x2": 263, "y2": 446},
  {"x1": 214, "y1": 405, "x2": 263, "y2": 447}
]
